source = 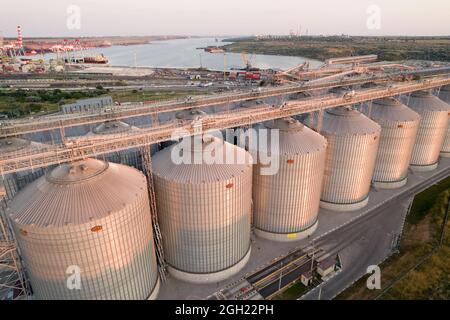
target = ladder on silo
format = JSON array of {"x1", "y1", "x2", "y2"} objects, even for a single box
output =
[{"x1": 140, "y1": 144, "x2": 167, "y2": 282}]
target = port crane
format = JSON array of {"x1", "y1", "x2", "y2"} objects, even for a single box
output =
[{"x1": 241, "y1": 53, "x2": 255, "y2": 71}]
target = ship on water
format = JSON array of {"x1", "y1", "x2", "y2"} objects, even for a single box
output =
[
  {"x1": 63, "y1": 53, "x2": 109, "y2": 65},
  {"x1": 196, "y1": 46, "x2": 224, "y2": 53}
]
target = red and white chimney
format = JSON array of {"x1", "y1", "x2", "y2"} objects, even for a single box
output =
[{"x1": 16, "y1": 25, "x2": 23, "y2": 48}]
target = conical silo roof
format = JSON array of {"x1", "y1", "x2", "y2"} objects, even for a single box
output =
[
  {"x1": 91, "y1": 120, "x2": 133, "y2": 135},
  {"x1": 152, "y1": 136, "x2": 252, "y2": 183},
  {"x1": 0, "y1": 137, "x2": 32, "y2": 153},
  {"x1": 408, "y1": 90, "x2": 450, "y2": 112},
  {"x1": 9, "y1": 158, "x2": 148, "y2": 227},
  {"x1": 259, "y1": 117, "x2": 327, "y2": 155},
  {"x1": 175, "y1": 109, "x2": 207, "y2": 120},
  {"x1": 322, "y1": 106, "x2": 381, "y2": 135},
  {"x1": 371, "y1": 97, "x2": 420, "y2": 123},
  {"x1": 439, "y1": 85, "x2": 450, "y2": 103}
]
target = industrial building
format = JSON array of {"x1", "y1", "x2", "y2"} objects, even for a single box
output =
[
  {"x1": 251, "y1": 117, "x2": 327, "y2": 241},
  {"x1": 60, "y1": 96, "x2": 113, "y2": 114},
  {"x1": 369, "y1": 98, "x2": 420, "y2": 189},
  {"x1": 407, "y1": 91, "x2": 450, "y2": 171},
  {"x1": 6, "y1": 159, "x2": 160, "y2": 299},
  {"x1": 319, "y1": 107, "x2": 381, "y2": 211}
]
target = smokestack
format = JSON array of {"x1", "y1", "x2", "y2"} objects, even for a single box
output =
[{"x1": 16, "y1": 25, "x2": 23, "y2": 48}]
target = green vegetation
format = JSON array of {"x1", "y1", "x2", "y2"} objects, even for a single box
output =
[
  {"x1": 409, "y1": 177, "x2": 450, "y2": 224},
  {"x1": 0, "y1": 89, "x2": 203, "y2": 118},
  {"x1": 109, "y1": 90, "x2": 204, "y2": 104},
  {"x1": 336, "y1": 176, "x2": 450, "y2": 300},
  {"x1": 223, "y1": 36, "x2": 450, "y2": 62},
  {"x1": 0, "y1": 88, "x2": 109, "y2": 118},
  {"x1": 271, "y1": 282, "x2": 309, "y2": 300}
]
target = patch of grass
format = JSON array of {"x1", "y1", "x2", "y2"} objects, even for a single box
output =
[
  {"x1": 0, "y1": 89, "x2": 204, "y2": 118},
  {"x1": 271, "y1": 282, "x2": 309, "y2": 300},
  {"x1": 408, "y1": 176, "x2": 450, "y2": 225},
  {"x1": 110, "y1": 90, "x2": 203, "y2": 103},
  {"x1": 336, "y1": 187, "x2": 450, "y2": 300},
  {"x1": 0, "y1": 88, "x2": 109, "y2": 118}
]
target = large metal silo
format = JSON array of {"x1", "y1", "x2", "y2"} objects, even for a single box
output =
[
  {"x1": 0, "y1": 138, "x2": 47, "y2": 199},
  {"x1": 438, "y1": 85, "x2": 450, "y2": 157},
  {"x1": 251, "y1": 118, "x2": 327, "y2": 241},
  {"x1": 160, "y1": 109, "x2": 211, "y2": 147},
  {"x1": 7, "y1": 158, "x2": 160, "y2": 300},
  {"x1": 369, "y1": 98, "x2": 420, "y2": 189},
  {"x1": 152, "y1": 136, "x2": 253, "y2": 283},
  {"x1": 320, "y1": 107, "x2": 381, "y2": 211},
  {"x1": 407, "y1": 90, "x2": 450, "y2": 171},
  {"x1": 87, "y1": 120, "x2": 157, "y2": 166}
]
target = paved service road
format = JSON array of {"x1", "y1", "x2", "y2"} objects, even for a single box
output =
[{"x1": 301, "y1": 166, "x2": 450, "y2": 300}]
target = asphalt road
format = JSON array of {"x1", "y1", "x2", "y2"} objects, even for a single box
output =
[
  {"x1": 301, "y1": 166, "x2": 450, "y2": 300},
  {"x1": 208, "y1": 164, "x2": 450, "y2": 301}
]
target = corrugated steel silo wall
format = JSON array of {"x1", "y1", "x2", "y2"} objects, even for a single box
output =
[
  {"x1": 410, "y1": 110, "x2": 449, "y2": 166},
  {"x1": 438, "y1": 90, "x2": 450, "y2": 154},
  {"x1": 12, "y1": 189, "x2": 159, "y2": 300},
  {"x1": 321, "y1": 133, "x2": 380, "y2": 204},
  {"x1": 373, "y1": 119, "x2": 419, "y2": 183},
  {"x1": 154, "y1": 167, "x2": 253, "y2": 274},
  {"x1": 252, "y1": 150, "x2": 326, "y2": 234}
]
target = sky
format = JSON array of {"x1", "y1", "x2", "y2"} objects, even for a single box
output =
[{"x1": 0, "y1": 0, "x2": 449, "y2": 37}]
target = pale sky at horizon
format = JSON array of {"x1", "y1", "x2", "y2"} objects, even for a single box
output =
[{"x1": 1, "y1": 0, "x2": 449, "y2": 37}]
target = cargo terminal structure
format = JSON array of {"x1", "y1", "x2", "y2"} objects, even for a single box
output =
[{"x1": 0, "y1": 61, "x2": 450, "y2": 300}]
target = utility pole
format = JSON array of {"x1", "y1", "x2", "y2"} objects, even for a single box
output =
[
  {"x1": 439, "y1": 194, "x2": 450, "y2": 248},
  {"x1": 223, "y1": 53, "x2": 227, "y2": 80},
  {"x1": 278, "y1": 261, "x2": 283, "y2": 291}
]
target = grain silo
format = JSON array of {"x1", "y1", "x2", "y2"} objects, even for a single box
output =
[
  {"x1": 89, "y1": 120, "x2": 134, "y2": 136},
  {"x1": 159, "y1": 109, "x2": 210, "y2": 148},
  {"x1": 369, "y1": 98, "x2": 420, "y2": 189},
  {"x1": 407, "y1": 90, "x2": 450, "y2": 171},
  {"x1": 0, "y1": 137, "x2": 47, "y2": 199},
  {"x1": 320, "y1": 106, "x2": 381, "y2": 211},
  {"x1": 7, "y1": 158, "x2": 160, "y2": 300},
  {"x1": 438, "y1": 85, "x2": 450, "y2": 157},
  {"x1": 87, "y1": 120, "x2": 157, "y2": 166},
  {"x1": 251, "y1": 118, "x2": 327, "y2": 241},
  {"x1": 152, "y1": 135, "x2": 253, "y2": 283}
]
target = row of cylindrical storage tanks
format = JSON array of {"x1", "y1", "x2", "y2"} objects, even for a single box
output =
[{"x1": 2, "y1": 87, "x2": 450, "y2": 300}]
